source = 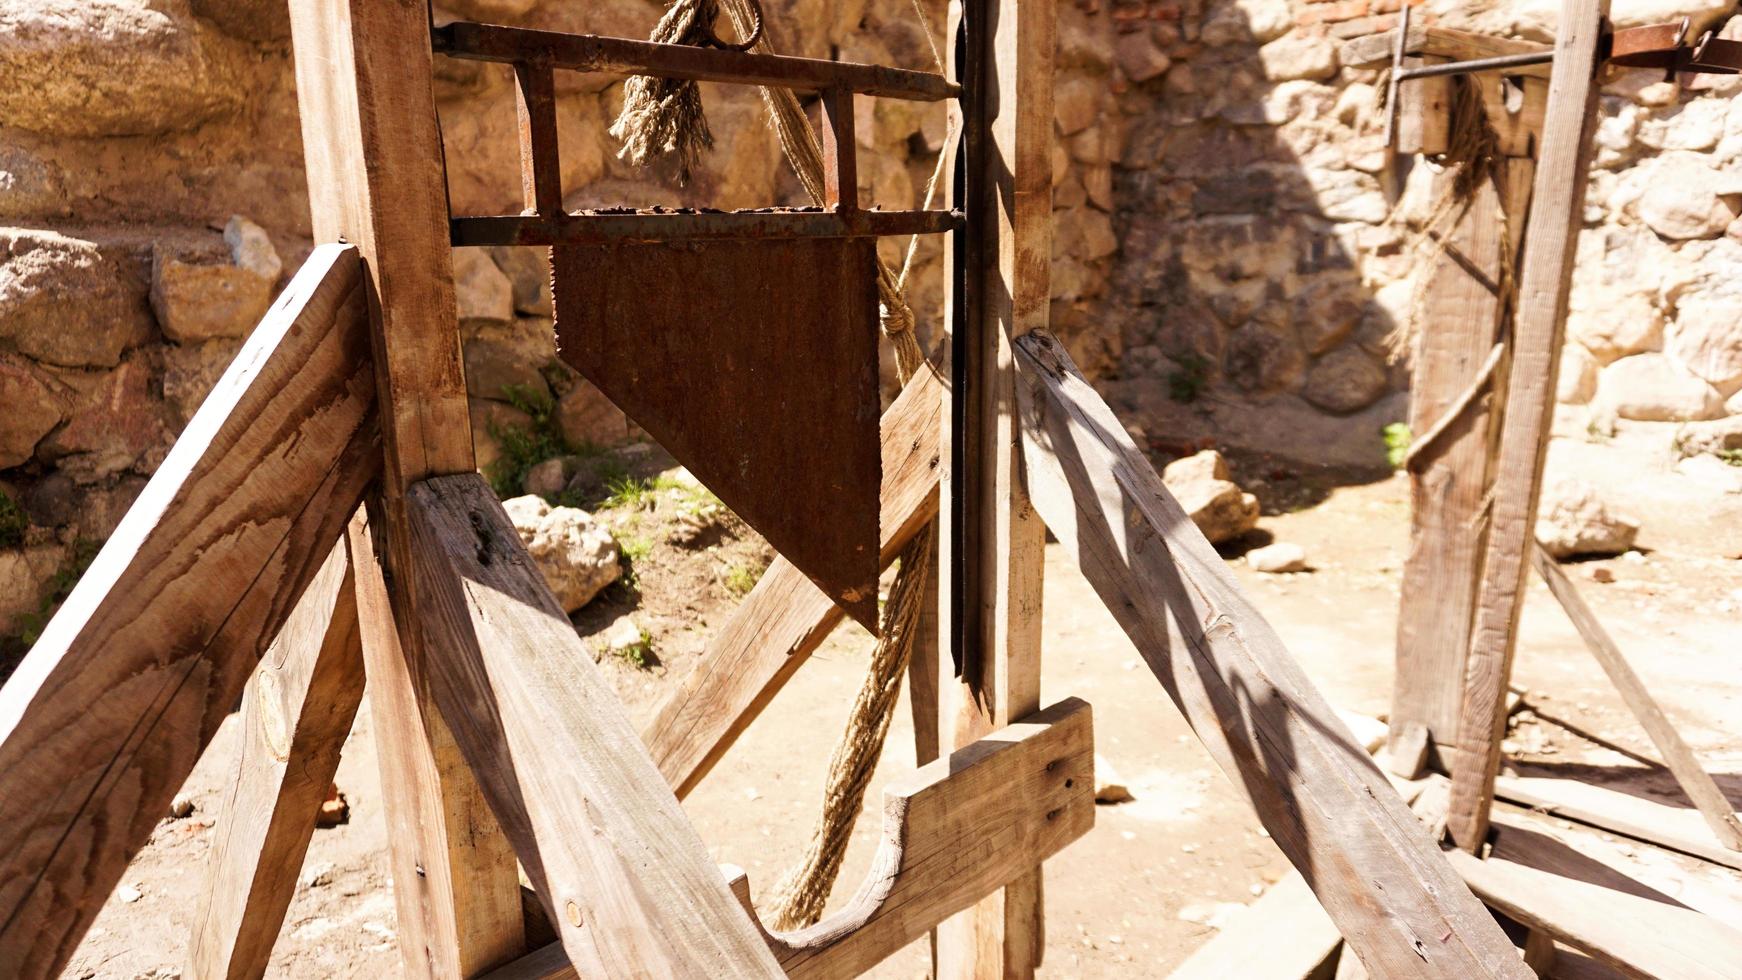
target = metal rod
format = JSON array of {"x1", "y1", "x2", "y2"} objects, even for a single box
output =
[
  {"x1": 450, "y1": 208, "x2": 963, "y2": 247},
  {"x1": 434, "y1": 21, "x2": 959, "y2": 102},
  {"x1": 1395, "y1": 49, "x2": 1556, "y2": 81}
]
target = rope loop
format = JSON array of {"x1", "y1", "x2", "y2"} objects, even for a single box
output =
[{"x1": 702, "y1": 0, "x2": 763, "y2": 51}]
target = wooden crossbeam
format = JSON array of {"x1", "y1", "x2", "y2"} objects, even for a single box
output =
[
  {"x1": 1451, "y1": 810, "x2": 1742, "y2": 979},
  {"x1": 1448, "y1": 0, "x2": 1609, "y2": 853},
  {"x1": 1530, "y1": 544, "x2": 1742, "y2": 851},
  {"x1": 289, "y1": 1, "x2": 526, "y2": 971},
  {"x1": 644, "y1": 364, "x2": 943, "y2": 797},
  {"x1": 188, "y1": 538, "x2": 366, "y2": 979},
  {"x1": 407, "y1": 473, "x2": 783, "y2": 977},
  {"x1": 484, "y1": 699, "x2": 1094, "y2": 980},
  {"x1": 1011, "y1": 330, "x2": 1530, "y2": 978},
  {"x1": 0, "y1": 245, "x2": 378, "y2": 979}
]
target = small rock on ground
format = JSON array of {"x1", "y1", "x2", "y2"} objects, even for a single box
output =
[
  {"x1": 1246, "y1": 541, "x2": 1307, "y2": 573},
  {"x1": 1093, "y1": 753, "x2": 1134, "y2": 804},
  {"x1": 1535, "y1": 477, "x2": 1639, "y2": 559},
  {"x1": 1161, "y1": 450, "x2": 1260, "y2": 544},
  {"x1": 502, "y1": 495, "x2": 621, "y2": 613}
]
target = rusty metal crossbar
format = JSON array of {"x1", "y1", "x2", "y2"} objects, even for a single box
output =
[
  {"x1": 451, "y1": 207, "x2": 963, "y2": 247},
  {"x1": 433, "y1": 20, "x2": 957, "y2": 245},
  {"x1": 434, "y1": 22, "x2": 958, "y2": 100}
]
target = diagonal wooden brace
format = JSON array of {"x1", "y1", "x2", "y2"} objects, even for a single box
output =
[
  {"x1": 0, "y1": 246, "x2": 378, "y2": 980},
  {"x1": 645, "y1": 363, "x2": 944, "y2": 799},
  {"x1": 481, "y1": 699, "x2": 1095, "y2": 980},
  {"x1": 1011, "y1": 330, "x2": 1530, "y2": 979}
]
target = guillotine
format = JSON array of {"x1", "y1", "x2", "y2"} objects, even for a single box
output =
[{"x1": 0, "y1": 1, "x2": 1657, "y2": 978}]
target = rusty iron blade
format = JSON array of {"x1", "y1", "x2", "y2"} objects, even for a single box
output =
[{"x1": 551, "y1": 237, "x2": 882, "y2": 630}]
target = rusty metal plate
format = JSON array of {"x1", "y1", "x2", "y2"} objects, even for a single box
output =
[{"x1": 552, "y1": 236, "x2": 881, "y2": 630}]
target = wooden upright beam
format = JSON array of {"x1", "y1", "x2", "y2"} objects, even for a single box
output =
[
  {"x1": 188, "y1": 538, "x2": 367, "y2": 979},
  {"x1": 407, "y1": 473, "x2": 783, "y2": 977},
  {"x1": 1390, "y1": 99, "x2": 1541, "y2": 774},
  {"x1": 1448, "y1": 0, "x2": 1608, "y2": 853},
  {"x1": 1013, "y1": 331, "x2": 1529, "y2": 978},
  {"x1": 0, "y1": 245, "x2": 378, "y2": 979},
  {"x1": 937, "y1": 0, "x2": 1054, "y2": 972},
  {"x1": 288, "y1": 1, "x2": 526, "y2": 971}
]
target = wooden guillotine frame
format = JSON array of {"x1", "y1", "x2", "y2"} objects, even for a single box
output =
[{"x1": 0, "y1": 1, "x2": 1655, "y2": 978}]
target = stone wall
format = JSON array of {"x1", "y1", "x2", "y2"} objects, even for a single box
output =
[{"x1": 2, "y1": 0, "x2": 1740, "y2": 636}]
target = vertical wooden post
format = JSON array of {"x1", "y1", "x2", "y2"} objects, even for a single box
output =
[
  {"x1": 1389, "y1": 76, "x2": 1543, "y2": 775},
  {"x1": 938, "y1": 0, "x2": 1054, "y2": 973},
  {"x1": 289, "y1": 1, "x2": 526, "y2": 973},
  {"x1": 1447, "y1": 0, "x2": 1608, "y2": 853}
]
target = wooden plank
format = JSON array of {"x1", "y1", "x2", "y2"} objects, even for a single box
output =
[
  {"x1": 1341, "y1": 25, "x2": 1550, "y2": 76},
  {"x1": 349, "y1": 507, "x2": 527, "y2": 976},
  {"x1": 1496, "y1": 775, "x2": 1742, "y2": 872},
  {"x1": 1395, "y1": 57, "x2": 1452, "y2": 156},
  {"x1": 1531, "y1": 544, "x2": 1742, "y2": 851},
  {"x1": 643, "y1": 364, "x2": 943, "y2": 799},
  {"x1": 188, "y1": 539, "x2": 366, "y2": 979},
  {"x1": 1449, "y1": 812, "x2": 1742, "y2": 979},
  {"x1": 406, "y1": 473, "x2": 783, "y2": 977},
  {"x1": 1448, "y1": 0, "x2": 1610, "y2": 853},
  {"x1": 0, "y1": 245, "x2": 378, "y2": 979},
  {"x1": 289, "y1": 3, "x2": 525, "y2": 970},
  {"x1": 1167, "y1": 873, "x2": 1342, "y2": 980},
  {"x1": 484, "y1": 699, "x2": 1095, "y2": 980},
  {"x1": 937, "y1": 0, "x2": 1055, "y2": 972},
  {"x1": 1012, "y1": 330, "x2": 1529, "y2": 979},
  {"x1": 771, "y1": 698, "x2": 1092, "y2": 979},
  {"x1": 1389, "y1": 156, "x2": 1514, "y2": 769}
]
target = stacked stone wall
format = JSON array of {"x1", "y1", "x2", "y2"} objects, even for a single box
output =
[{"x1": 1, "y1": 0, "x2": 1739, "y2": 635}]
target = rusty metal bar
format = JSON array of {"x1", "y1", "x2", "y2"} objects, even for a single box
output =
[
  {"x1": 820, "y1": 88, "x2": 858, "y2": 210},
  {"x1": 433, "y1": 22, "x2": 959, "y2": 102},
  {"x1": 513, "y1": 60, "x2": 562, "y2": 216},
  {"x1": 450, "y1": 208, "x2": 961, "y2": 246}
]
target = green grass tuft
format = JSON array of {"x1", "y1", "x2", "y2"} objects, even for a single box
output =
[
  {"x1": 1381, "y1": 422, "x2": 1412, "y2": 470},
  {"x1": 0, "y1": 490, "x2": 26, "y2": 549}
]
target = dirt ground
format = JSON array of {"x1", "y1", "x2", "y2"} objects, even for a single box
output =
[{"x1": 59, "y1": 432, "x2": 1742, "y2": 979}]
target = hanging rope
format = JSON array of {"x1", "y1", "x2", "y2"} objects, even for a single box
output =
[
  {"x1": 610, "y1": 0, "x2": 767, "y2": 183},
  {"x1": 613, "y1": 0, "x2": 950, "y2": 930}
]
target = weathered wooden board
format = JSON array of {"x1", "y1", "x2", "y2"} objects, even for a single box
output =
[
  {"x1": 483, "y1": 699, "x2": 1094, "y2": 980},
  {"x1": 0, "y1": 245, "x2": 378, "y2": 979},
  {"x1": 1531, "y1": 544, "x2": 1742, "y2": 851},
  {"x1": 1495, "y1": 775, "x2": 1742, "y2": 872},
  {"x1": 407, "y1": 473, "x2": 782, "y2": 977},
  {"x1": 1012, "y1": 330, "x2": 1528, "y2": 978},
  {"x1": 935, "y1": 0, "x2": 1056, "y2": 970},
  {"x1": 1451, "y1": 811, "x2": 1742, "y2": 979},
  {"x1": 645, "y1": 364, "x2": 943, "y2": 799},
  {"x1": 1390, "y1": 165, "x2": 1514, "y2": 768},
  {"x1": 1340, "y1": 25, "x2": 1550, "y2": 76},
  {"x1": 289, "y1": 1, "x2": 525, "y2": 970},
  {"x1": 1166, "y1": 872, "x2": 1342, "y2": 980},
  {"x1": 188, "y1": 539, "x2": 366, "y2": 979},
  {"x1": 1449, "y1": 0, "x2": 1610, "y2": 852},
  {"x1": 552, "y1": 237, "x2": 882, "y2": 630}
]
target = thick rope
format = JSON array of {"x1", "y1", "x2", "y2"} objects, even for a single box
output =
[
  {"x1": 609, "y1": 0, "x2": 720, "y2": 184},
  {"x1": 614, "y1": 0, "x2": 947, "y2": 927},
  {"x1": 713, "y1": 0, "x2": 943, "y2": 928}
]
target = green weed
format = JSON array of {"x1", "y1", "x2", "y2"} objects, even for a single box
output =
[
  {"x1": 723, "y1": 562, "x2": 761, "y2": 597},
  {"x1": 1166, "y1": 352, "x2": 1213, "y2": 404},
  {"x1": 0, "y1": 490, "x2": 25, "y2": 549},
  {"x1": 1382, "y1": 422, "x2": 1412, "y2": 470},
  {"x1": 1720, "y1": 449, "x2": 1742, "y2": 467},
  {"x1": 614, "y1": 628, "x2": 654, "y2": 670}
]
